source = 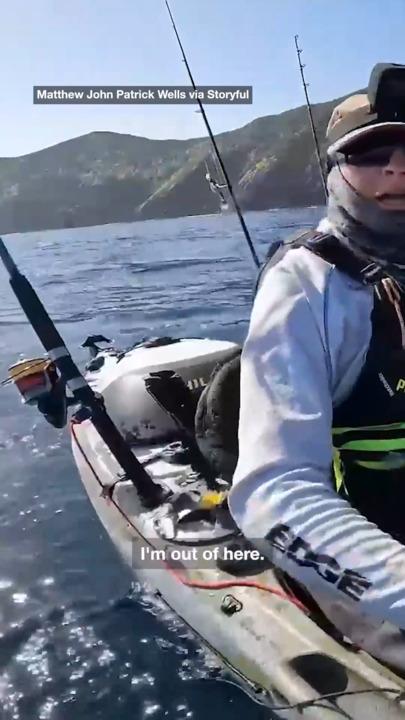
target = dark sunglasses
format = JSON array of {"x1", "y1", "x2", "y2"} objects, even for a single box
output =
[
  {"x1": 336, "y1": 132, "x2": 405, "y2": 167},
  {"x1": 339, "y1": 145, "x2": 405, "y2": 167}
]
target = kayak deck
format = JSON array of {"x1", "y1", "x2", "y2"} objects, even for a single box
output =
[{"x1": 71, "y1": 418, "x2": 405, "y2": 719}]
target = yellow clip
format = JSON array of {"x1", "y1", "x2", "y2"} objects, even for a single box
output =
[{"x1": 199, "y1": 491, "x2": 227, "y2": 509}]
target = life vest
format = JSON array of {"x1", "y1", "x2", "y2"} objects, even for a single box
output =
[{"x1": 194, "y1": 230, "x2": 405, "y2": 543}]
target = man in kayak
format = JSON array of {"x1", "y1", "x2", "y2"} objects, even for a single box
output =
[{"x1": 228, "y1": 63, "x2": 405, "y2": 671}]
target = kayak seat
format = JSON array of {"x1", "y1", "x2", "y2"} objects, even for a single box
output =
[
  {"x1": 143, "y1": 346, "x2": 242, "y2": 486},
  {"x1": 144, "y1": 369, "x2": 221, "y2": 489},
  {"x1": 194, "y1": 347, "x2": 241, "y2": 483}
]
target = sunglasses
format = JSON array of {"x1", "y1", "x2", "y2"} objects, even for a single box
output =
[
  {"x1": 339, "y1": 145, "x2": 405, "y2": 167},
  {"x1": 336, "y1": 133, "x2": 405, "y2": 167}
]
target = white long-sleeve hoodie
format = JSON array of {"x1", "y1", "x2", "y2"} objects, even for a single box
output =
[{"x1": 228, "y1": 234, "x2": 405, "y2": 664}]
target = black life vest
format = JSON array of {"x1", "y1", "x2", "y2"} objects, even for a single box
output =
[{"x1": 194, "y1": 230, "x2": 405, "y2": 543}]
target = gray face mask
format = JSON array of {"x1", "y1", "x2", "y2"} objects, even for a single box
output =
[{"x1": 327, "y1": 163, "x2": 405, "y2": 285}]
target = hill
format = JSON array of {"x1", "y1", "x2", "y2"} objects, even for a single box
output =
[{"x1": 0, "y1": 92, "x2": 352, "y2": 233}]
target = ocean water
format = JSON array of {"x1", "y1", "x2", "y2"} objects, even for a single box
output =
[{"x1": 0, "y1": 206, "x2": 323, "y2": 720}]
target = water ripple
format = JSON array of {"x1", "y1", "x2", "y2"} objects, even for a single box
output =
[{"x1": 0, "y1": 207, "x2": 323, "y2": 720}]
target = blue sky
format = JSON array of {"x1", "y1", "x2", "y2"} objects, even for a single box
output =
[{"x1": 1, "y1": 0, "x2": 405, "y2": 156}]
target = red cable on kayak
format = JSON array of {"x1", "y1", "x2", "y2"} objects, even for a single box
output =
[
  {"x1": 165, "y1": 564, "x2": 308, "y2": 612},
  {"x1": 70, "y1": 420, "x2": 308, "y2": 614}
]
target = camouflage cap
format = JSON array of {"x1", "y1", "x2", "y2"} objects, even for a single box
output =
[{"x1": 327, "y1": 93, "x2": 405, "y2": 153}]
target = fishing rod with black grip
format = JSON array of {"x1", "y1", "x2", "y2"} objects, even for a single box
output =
[{"x1": 0, "y1": 238, "x2": 163, "y2": 507}]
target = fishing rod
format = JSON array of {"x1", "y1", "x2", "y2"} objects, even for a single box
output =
[
  {"x1": 0, "y1": 238, "x2": 163, "y2": 508},
  {"x1": 164, "y1": 0, "x2": 260, "y2": 269},
  {"x1": 294, "y1": 34, "x2": 328, "y2": 200}
]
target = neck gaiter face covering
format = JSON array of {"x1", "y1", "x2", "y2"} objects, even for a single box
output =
[{"x1": 327, "y1": 163, "x2": 405, "y2": 286}]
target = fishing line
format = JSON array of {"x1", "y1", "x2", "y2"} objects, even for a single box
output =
[{"x1": 164, "y1": 0, "x2": 260, "y2": 269}]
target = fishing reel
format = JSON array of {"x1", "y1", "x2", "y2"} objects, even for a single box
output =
[{"x1": 8, "y1": 357, "x2": 71, "y2": 429}]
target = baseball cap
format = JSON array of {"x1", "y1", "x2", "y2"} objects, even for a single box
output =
[
  {"x1": 326, "y1": 93, "x2": 405, "y2": 154},
  {"x1": 326, "y1": 64, "x2": 405, "y2": 154}
]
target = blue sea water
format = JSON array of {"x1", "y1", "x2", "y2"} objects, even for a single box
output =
[{"x1": 0, "y1": 206, "x2": 323, "y2": 720}]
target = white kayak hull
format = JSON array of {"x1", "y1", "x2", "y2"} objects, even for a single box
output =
[{"x1": 71, "y1": 337, "x2": 405, "y2": 718}]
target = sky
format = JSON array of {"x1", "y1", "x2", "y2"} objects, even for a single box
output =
[{"x1": 1, "y1": 0, "x2": 405, "y2": 157}]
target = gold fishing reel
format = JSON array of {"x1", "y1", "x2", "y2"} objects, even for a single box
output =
[{"x1": 8, "y1": 357, "x2": 59, "y2": 404}]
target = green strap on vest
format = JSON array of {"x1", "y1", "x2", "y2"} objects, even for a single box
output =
[{"x1": 332, "y1": 421, "x2": 405, "y2": 479}]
